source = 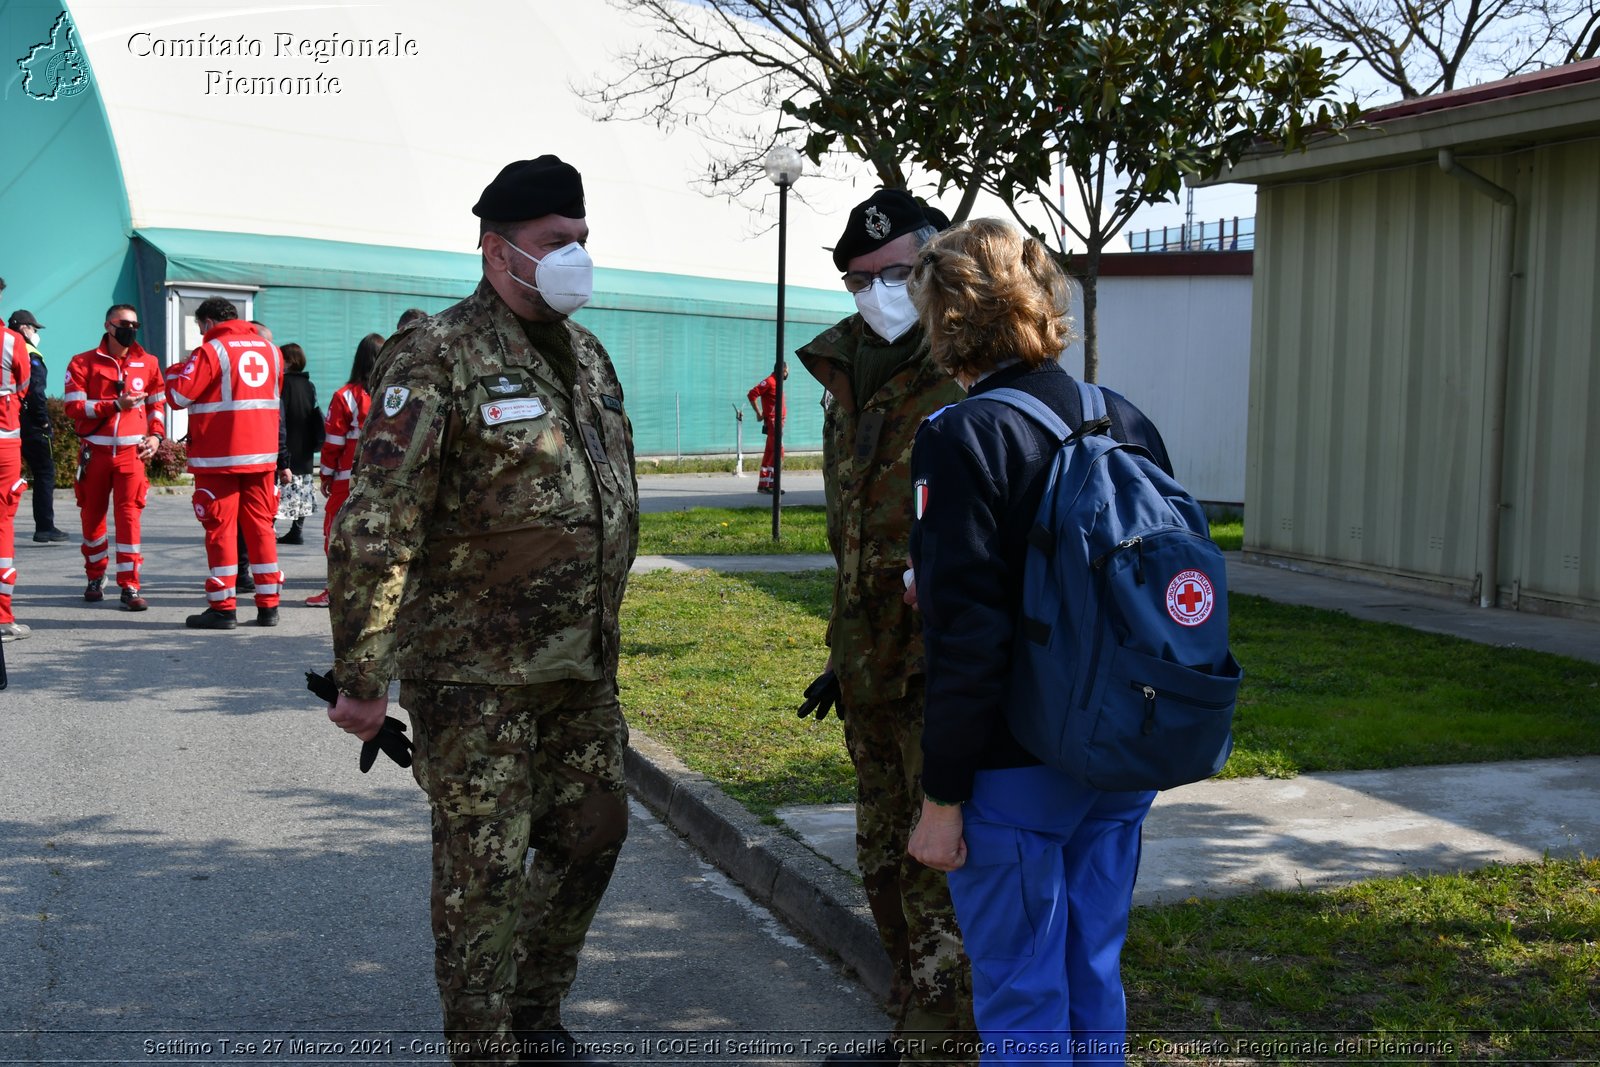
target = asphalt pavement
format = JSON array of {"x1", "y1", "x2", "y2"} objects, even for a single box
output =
[
  {"x1": 637, "y1": 469, "x2": 824, "y2": 513},
  {"x1": 0, "y1": 487, "x2": 887, "y2": 1065}
]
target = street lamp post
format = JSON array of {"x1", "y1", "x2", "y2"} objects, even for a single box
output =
[{"x1": 764, "y1": 144, "x2": 804, "y2": 541}]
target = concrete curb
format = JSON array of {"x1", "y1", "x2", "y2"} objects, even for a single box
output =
[{"x1": 623, "y1": 730, "x2": 891, "y2": 1000}]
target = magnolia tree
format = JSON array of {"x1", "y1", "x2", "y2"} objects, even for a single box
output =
[{"x1": 790, "y1": 0, "x2": 1361, "y2": 381}]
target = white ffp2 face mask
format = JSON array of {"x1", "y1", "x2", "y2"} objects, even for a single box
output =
[
  {"x1": 854, "y1": 279, "x2": 918, "y2": 342},
  {"x1": 504, "y1": 239, "x2": 594, "y2": 316}
]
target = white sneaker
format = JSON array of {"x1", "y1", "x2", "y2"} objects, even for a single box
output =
[{"x1": 0, "y1": 621, "x2": 31, "y2": 641}]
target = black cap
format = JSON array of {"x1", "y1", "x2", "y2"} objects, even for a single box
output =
[
  {"x1": 472, "y1": 154, "x2": 585, "y2": 223},
  {"x1": 831, "y1": 189, "x2": 948, "y2": 271},
  {"x1": 7, "y1": 309, "x2": 41, "y2": 330}
]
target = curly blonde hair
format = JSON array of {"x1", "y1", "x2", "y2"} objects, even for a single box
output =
[{"x1": 908, "y1": 218, "x2": 1076, "y2": 382}]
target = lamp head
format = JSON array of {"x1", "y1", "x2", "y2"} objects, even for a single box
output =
[{"x1": 764, "y1": 145, "x2": 805, "y2": 187}]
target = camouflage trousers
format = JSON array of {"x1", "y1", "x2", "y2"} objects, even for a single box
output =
[
  {"x1": 402, "y1": 677, "x2": 630, "y2": 1066},
  {"x1": 842, "y1": 680, "x2": 978, "y2": 1064}
]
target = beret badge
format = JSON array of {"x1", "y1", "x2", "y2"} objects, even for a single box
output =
[{"x1": 864, "y1": 206, "x2": 892, "y2": 240}]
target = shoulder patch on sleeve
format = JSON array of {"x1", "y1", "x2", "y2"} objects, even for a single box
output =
[{"x1": 381, "y1": 386, "x2": 411, "y2": 417}]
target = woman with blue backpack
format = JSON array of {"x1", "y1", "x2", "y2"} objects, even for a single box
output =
[{"x1": 905, "y1": 218, "x2": 1185, "y2": 1065}]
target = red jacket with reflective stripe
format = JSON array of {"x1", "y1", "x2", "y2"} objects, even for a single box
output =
[
  {"x1": 319, "y1": 383, "x2": 371, "y2": 482},
  {"x1": 0, "y1": 327, "x2": 31, "y2": 444},
  {"x1": 65, "y1": 341, "x2": 167, "y2": 457},
  {"x1": 747, "y1": 373, "x2": 786, "y2": 427},
  {"x1": 165, "y1": 320, "x2": 282, "y2": 474}
]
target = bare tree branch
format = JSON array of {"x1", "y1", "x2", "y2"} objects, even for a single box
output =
[
  {"x1": 1291, "y1": 0, "x2": 1594, "y2": 98},
  {"x1": 1570, "y1": 7, "x2": 1600, "y2": 56},
  {"x1": 575, "y1": 0, "x2": 926, "y2": 202}
]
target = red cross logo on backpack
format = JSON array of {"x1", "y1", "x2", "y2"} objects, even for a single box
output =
[{"x1": 1166, "y1": 569, "x2": 1215, "y2": 627}]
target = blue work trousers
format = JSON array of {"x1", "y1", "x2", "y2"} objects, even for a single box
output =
[{"x1": 946, "y1": 765, "x2": 1155, "y2": 1065}]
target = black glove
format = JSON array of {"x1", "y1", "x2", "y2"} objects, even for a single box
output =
[
  {"x1": 305, "y1": 669, "x2": 338, "y2": 704},
  {"x1": 797, "y1": 668, "x2": 842, "y2": 721},
  {"x1": 306, "y1": 670, "x2": 414, "y2": 772},
  {"x1": 359, "y1": 718, "x2": 414, "y2": 773}
]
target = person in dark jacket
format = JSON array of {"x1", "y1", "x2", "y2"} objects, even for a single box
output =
[
  {"x1": 10, "y1": 310, "x2": 69, "y2": 542},
  {"x1": 905, "y1": 219, "x2": 1172, "y2": 1064},
  {"x1": 276, "y1": 342, "x2": 320, "y2": 544}
]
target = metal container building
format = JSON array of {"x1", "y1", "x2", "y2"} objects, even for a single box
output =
[{"x1": 1204, "y1": 61, "x2": 1600, "y2": 618}]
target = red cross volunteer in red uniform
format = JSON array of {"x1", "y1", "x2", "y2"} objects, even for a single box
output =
[
  {"x1": 164, "y1": 297, "x2": 284, "y2": 630},
  {"x1": 65, "y1": 304, "x2": 167, "y2": 612},
  {"x1": 0, "y1": 319, "x2": 31, "y2": 640},
  {"x1": 745, "y1": 364, "x2": 787, "y2": 494}
]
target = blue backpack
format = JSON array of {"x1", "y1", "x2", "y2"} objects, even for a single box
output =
[{"x1": 977, "y1": 383, "x2": 1241, "y2": 792}]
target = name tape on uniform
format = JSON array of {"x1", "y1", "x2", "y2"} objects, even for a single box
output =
[{"x1": 481, "y1": 396, "x2": 548, "y2": 426}]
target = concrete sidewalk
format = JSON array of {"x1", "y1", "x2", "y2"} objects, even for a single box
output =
[{"x1": 623, "y1": 542, "x2": 1600, "y2": 997}]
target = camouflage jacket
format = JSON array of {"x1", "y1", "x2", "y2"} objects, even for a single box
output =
[
  {"x1": 797, "y1": 315, "x2": 965, "y2": 708},
  {"x1": 330, "y1": 280, "x2": 639, "y2": 699}
]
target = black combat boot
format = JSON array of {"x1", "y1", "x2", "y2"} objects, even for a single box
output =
[{"x1": 186, "y1": 608, "x2": 238, "y2": 630}]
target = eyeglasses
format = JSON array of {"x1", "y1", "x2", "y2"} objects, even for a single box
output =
[
  {"x1": 110, "y1": 320, "x2": 140, "y2": 330},
  {"x1": 841, "y1": 264, "x2": 914, "y2": 293}
]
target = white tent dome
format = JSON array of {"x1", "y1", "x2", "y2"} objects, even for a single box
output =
[{"x1": 66, "y1": 0, "x2": 868, "y2": 291}]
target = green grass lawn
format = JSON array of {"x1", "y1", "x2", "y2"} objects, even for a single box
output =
[
  {"x1": 637, "y1": 507, "x2": 1241, "y2": 556},
  {"x1": 1225, "y1": 594, "x2": 1600, "y2": 777},
  {"x1": 1125, "y1": 857, "x2": 1600, "y2": 1063},
  {"x1": 619, "y1": 569, "x2": 848, "y2": 816},
  {"x1": 1210, "y1": 519, "x2": 1242, "y2": 552},
  {"x1": 617, "y1": 558, "x2": 1599, "y2": 1063},
  {"x1": 638, "y1": 454, "x2": 824, "y2": 475},
  {"x1": 637, "y1": 508, "x2": 1239, "y2": 556},
  {"x1": 618, "y1": 572, "x2": 1600, "y2": 816},
  {"x1": 638, "y1": 506, "x2": 830, "y2": 555}
]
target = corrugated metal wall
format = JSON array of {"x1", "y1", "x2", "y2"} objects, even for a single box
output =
[
  {"x1": 1505, "y1": 138, "x2": 1600, "y2": 610},
  {"x1": 142, "y1": 227, "x2": 852, "y2": 458},
  {"x1": 253, "y1": 290, "x2": 841, "y2": 459},
  {"x1": 1248, "y1": 139, "x2": 1600, "y2": 613}
]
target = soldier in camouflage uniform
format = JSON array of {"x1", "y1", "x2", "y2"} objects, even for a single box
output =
[
  {"x1": 796, "y1": 190, "x2": 975, "y2": 1065},
  {"x1": 327, "y1": 155, "x2": 638, "y2": 1067}
]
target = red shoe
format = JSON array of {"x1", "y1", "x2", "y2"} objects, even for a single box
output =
[
  {"x1": 84, "y1": 578, "x2": 105, "y2": 602},
  {"x1": 305, "y1": 589, "x2": 330, "y2": 607}
]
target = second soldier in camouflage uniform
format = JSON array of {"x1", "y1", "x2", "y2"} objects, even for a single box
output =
[
  {"x1": 327, "y1": 156, "x2": 638, "y2": 1067},
  {"x1": 796, "y1": 190, "x2": 974, "y2": 1065}
]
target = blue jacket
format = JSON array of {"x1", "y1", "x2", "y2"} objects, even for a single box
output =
[
  {"x1": 909, "y1": 360, "x2": 1173, "y2": 803},
  {"x1": 21, "y1": 348, "x2": 50, "y2": 439}
]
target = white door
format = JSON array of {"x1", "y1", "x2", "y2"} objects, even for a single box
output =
[{"x1": 162, "y1": 285, "x2": 256, "y2": 440}]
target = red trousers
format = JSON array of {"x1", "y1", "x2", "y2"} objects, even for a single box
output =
[
  {"x1": 323, "y1": 479, "x2": 350, "y2": 555},
  {"x1": 191, "y1": 471, "x2": 281, "y2": 611},
  {"x1": 0, "y1": 444, "x2": 22, "y2": 623},
  {"x1": 758, "y1": 423, "x2": 784, "y2": 490},
  {"x1": 76, "y1": 448, "x2": 150, "y2": 591}
]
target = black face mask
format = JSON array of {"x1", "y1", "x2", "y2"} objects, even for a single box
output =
[{"x1": 112, "y1": 324, "x2": 139, "y2": 347}]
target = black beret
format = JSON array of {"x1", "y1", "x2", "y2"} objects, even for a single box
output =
[
  {"x1": 472, "y1": 154, "x2": 585, "y2": 223},
  {"x1": 831, "y1": 189, "x2": 948, "y2": 271},
  {"x1": 7, "y1": 309, "x2": 41, "y2": 330}
]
